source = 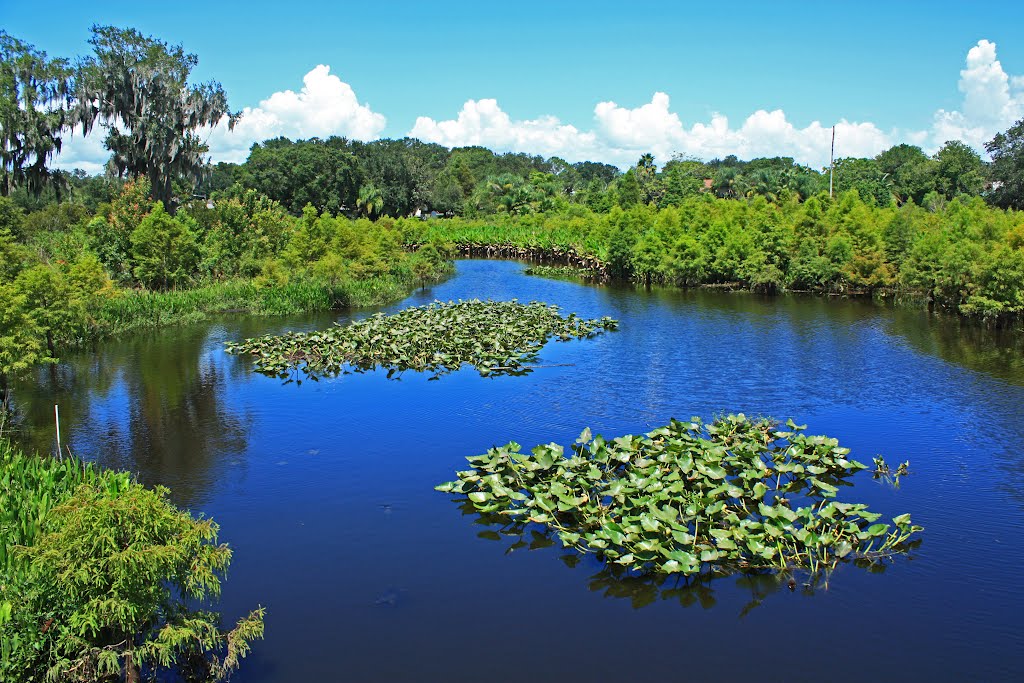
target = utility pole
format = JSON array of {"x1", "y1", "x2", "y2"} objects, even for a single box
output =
[{"x1": 829, "y1": 125, "x2": 835, "y2": 198}]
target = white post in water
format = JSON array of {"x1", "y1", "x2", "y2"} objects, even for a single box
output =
[
  {"x1": 829, "y1": 125, "x2": 836, "y2": 198},
  {"x1": 54, "y1": 404, "x2": 61, "y2": 458}
]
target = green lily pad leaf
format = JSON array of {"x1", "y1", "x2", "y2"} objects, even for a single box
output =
[{"x1": 438, "y1": 414, "x2": 922, "y2": 583}]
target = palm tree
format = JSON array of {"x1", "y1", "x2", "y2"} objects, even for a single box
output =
[{"x1": 356, "y1": 184, "x2": 384, "y2": 219}]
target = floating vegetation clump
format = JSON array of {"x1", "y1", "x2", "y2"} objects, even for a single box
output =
[
  {"x1": 225, "y1": 299, "x2": 617, "y2": 380},
  {"x1": 437, "y1": 414, "x2": 921, "y2": 580},
  {"x1": 523, "y1": 264, "x2": 602, "y2": 282}
]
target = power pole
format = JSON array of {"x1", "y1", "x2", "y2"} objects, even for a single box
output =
[{"x1": 829, "y1": 125, "x2": 835, "y2": 198}]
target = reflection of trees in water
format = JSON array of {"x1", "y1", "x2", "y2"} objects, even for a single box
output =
[
  {"x1": 888, "y1": 308, "x2": 1024, "y2": 386},
  {"x1": 12, "y1": 323, "x2": 251, "y2": 508},
  {"x1": 886, "y1": 309, "x2": 1024, "y2": 509},
  {"x1": 459, "y1": 500, "x2": 914, "y2": 616}
]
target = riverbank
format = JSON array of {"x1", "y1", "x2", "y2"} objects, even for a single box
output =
[
  {"x1": 408, "y1": 196, "x2": 1024, "y2": 325},
  {"x1": 91, "y1": 268, "x2": 453, "y2": 340}
]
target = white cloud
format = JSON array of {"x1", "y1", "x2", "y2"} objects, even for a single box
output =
[
  {"x1": 204, "y1": 64, "x2": 386, "y2": 163},
  {"x1": 51, "y1": 40, "x2": 1024, "y2": 174},
  {"x1": 410, "y1": 98, "x2": 597, "y2": 160},
  {"x1": 53, "y1": 65, "x2": 386, "y2": 172},
  {"x1": 930, "y1": 39, "x2": 1023, "y2": 151},
  {"x1": 409, "y1": 39, "x2": 1023, "y2": 168},
  {"x1": 412, "y1": 94, "x2": 893, "y2": 169},
  {"x1": 51, "y1": 125, "x2": 109, "y2": 175}
]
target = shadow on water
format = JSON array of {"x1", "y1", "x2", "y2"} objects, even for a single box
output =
[
  {"x1": 9, "y1": 312, "x2": 335, "y2": 507},
  {"x1": 887, "y1": 306, "x2": 1024, "y2": 387}
]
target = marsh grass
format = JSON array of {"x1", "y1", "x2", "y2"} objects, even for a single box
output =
[{"x1": 91, "y1": 273, "x2": 442, "y2": 339}]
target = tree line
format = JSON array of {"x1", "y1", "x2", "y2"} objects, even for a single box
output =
[{"x1": 407, "y1": 191, "x2": 1024, "y2": 323}]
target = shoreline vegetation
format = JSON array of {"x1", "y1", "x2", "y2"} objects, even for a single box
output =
[
  {"x1": 403, "y1": 196, "x2": 1024, "y2": 325},
  {"x1": 0, "y1": 438, "x2": 264, "y2": 681},
  {"x1": 93, "y1": 269, "x2": 452, "y2": 339}
]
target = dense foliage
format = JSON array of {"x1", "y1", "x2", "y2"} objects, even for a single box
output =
[
  {"x1": 0, "y1": 440, "x2": 263, "y2": 682},
  {"x1": 406, "y1": 192, "x2": 1024, "y2": 322},
  {"x1": 226, "y1": 299, "x2": 617, "y2": 380},
  {"x1": 438, "y1": 415, "x2": 921, "y2": 581},
  {"x1": 0, "y1": 179, "x2": 453, "y2": 404}
]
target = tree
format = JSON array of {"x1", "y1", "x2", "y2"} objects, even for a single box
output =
[
  {"x1": 615, "y1": 170, "x2": 642, "y2": 207},
  {"x1": 634, "y1": 153, "x2": 662, "y2": 204},
  {"x1": 240, "y1": 137, "x2": 363, "y2": 215},
  {"x1": 712, "y1": 166, "x2": 745, "y2": 199},
  {"x1": 13, "y1": 481, "x2": 264, "y2": 682},
  {"x1": 573, "y1": 160, "x2": 620, "y2": 186},
  {"x1": 16, "y1": 255, "x2": 113, "y2": 356},
  {"x1": 351, "y1": 138, "x2": 448, "y2": 216},
  {"x1": 985, "y1": 118, "x2": 1024, "y2": 210},
  {"x1": 356, "y1": 183, "x2": 384, "y2": 219},
  {"x1": 0, "y1": 31, "x2": 73, "y2": 197},
  {"x1": 874, "y1": 144, "x2": 936, "y2": 205},
  {"x1": 86, "y1": 178, "x2": 152, "y2": 283},
  {"x1": 130, "y1": 202, "x2": 199, "y2": 289},
  {"x1": 429, "y1": 169, "x2": 464, "y2": 214},
  {"x1": 832, "y1": 157, "x2": 892, "y2": 206},
  {"x1": 75, "y1": 26, "x2": 239, "y2": 208},
  {"x1": 933, "y1": 140, "x2": 985, "y2": 199}
]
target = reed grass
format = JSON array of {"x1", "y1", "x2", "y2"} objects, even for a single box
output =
[{"x1": 90, "y1": 272, "x2": 443, "y2": 340}]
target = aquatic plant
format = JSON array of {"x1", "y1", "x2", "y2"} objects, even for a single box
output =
[
  {"x1": 437, "y1": 414, "x2": 921, "y2": 580},
  {"x1": 225, "y1": 299, "x2": 618, "y2": 380},
  {"x1": 460, "y1": 496, "x2": 860, "y2": 611},
  {"x1": 872, "y1": 455, "x2": 911, "y2": 488},
  {"x1": 523, "y1": 264, "x2": 603, "y2": 282}
]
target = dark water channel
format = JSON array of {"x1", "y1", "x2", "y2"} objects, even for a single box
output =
[{"x1": 13, "y1": 260, "x2": 1024, "y2": 681}]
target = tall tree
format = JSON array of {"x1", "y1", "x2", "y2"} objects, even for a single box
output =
[
  {"x1": 240, "y1": 137, "x2": 362, "y2": 215},
  {"x1": 75, "y1": 26, "x2": 239, "y2": 208},
  {"x1": 0, "y1": 32, "x2": 73, "y2": 197},
  {"x1": 934, "y1": 140, "x2": 985, "y2": 198},
  {"x1": 985, "y1": 118, "x2": 1024, "y2": 210},
  {"x1": 874, "y1": 144, "x2": 936, "y2": 205},
  {"x1": 356, "y1": 183, "x2": 384, "y2": 219}
]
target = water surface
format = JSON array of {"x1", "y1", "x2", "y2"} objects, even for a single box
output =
[{"x1": 14, "y1": 260, "x2": 1024, "y2": 681}]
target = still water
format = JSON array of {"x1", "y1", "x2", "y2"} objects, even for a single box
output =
[{"x1": 14, "y1": 260, "x2": 1024, "y2": 681}]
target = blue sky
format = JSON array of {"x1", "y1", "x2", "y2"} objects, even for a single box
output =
[{"x1": 4, "y1": 0, "x2": 1023, "y2": 170}]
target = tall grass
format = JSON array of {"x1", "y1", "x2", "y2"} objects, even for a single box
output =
[{"x1": 91, "y1": 271, "x2": 447, "y2": 339}]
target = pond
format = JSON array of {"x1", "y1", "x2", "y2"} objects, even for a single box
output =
[{"x1": 12, "y1": 260, "x2": 1024, "y2": 681}]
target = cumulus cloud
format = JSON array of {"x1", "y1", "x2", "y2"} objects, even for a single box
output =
[
  {"x1": 412, "y1": 93, "x2": 894, "y2": 169},
  {"x1": 51, "y1": 125, "x2": 109, "y2": 175},
  {"x1": 204, "y1": 64, "x2": 386, "y2": 163},
  {"x1": 931, "y1": 39, "x2": 1024, "y2": 150},
  {"x1": 51, "y1": 39, "x2": 1024, "y2": 173},
  {"x1": 410, "y1": 98, "x2": 597, "y2": 159},
  {"x1": 54, "y1": 65, "x2": 386, "y2": 171},
  {"x1": 409, "y1": 39, "x2": 1023, "y2": 167}
]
